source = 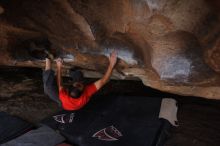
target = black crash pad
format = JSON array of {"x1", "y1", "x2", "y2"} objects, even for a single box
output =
[
  {"x1": 0, "y1": 112, "x2": 33, "y2": 144},
  {"x1": 42, "y1": 96, "x2": 172, "y2": 146}
]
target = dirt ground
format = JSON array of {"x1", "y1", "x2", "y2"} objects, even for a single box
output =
[{"x1": 0, "y1": 67, "x2": 220, "y2": 146}]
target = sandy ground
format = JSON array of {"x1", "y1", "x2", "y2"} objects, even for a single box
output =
[{"x1": 0, "y1": 67, "x2": 220, "y2": 146}]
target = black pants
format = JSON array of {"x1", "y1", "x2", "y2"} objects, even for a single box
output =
[{"x1": 42, "y1": 70, "x2": 61, "y2": 105}]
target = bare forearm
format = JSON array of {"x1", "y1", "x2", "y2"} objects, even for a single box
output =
[
  {"x1": 94, "y1": 65, "x2": 114, "y2": 90},
  {"x1": 55, "y1": 58, "x2": 64, "y2": 90},
  {"x1": 57, "y1": 66, "x2": 62, "y2": 90},
  {"x1": 101, "y1": 65, "x2": 113, "y2": 84}
]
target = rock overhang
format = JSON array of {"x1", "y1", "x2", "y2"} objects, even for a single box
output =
[{"x1": 0, "y1": 0, "x2": 220, "y2": 99}]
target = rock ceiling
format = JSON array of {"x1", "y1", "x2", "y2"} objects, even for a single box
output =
[{"x1": 0, "y1": 0, "x2": 220, "y2": 99}]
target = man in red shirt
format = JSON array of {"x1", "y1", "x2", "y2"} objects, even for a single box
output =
[{"x1": 43, "y1": 50, "x2": 117, "y2": 111}]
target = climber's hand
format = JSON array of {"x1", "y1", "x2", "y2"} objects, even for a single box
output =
[
  {"x1": 56, "y1": 58, "x2": 63, "y2": 68},
  {"x1": 109, "y1": 50, "x2": 117, "y2": 69}
]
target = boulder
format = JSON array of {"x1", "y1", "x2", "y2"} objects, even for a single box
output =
[{"x1": 0, "y1": 0, "x2": 220, "y2": 99}]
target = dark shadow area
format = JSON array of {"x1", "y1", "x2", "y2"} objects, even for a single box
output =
[{"x1": 0, "y1": 67, "x2": 220, "y2": 146}]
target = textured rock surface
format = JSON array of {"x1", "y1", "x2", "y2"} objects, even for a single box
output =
[
  {"x1": 0, "y1": 0, "x2": 220, "y2": 99},
  {"x1": 0, "y1": 68, "x2": 60, "y2": 122}
]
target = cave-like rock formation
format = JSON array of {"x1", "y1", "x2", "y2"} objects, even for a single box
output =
[{"x1": 0, "y1": 0, "x2": 220, "y2": 99}]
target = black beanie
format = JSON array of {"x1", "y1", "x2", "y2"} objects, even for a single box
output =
[{"x1": 69, "y1": 69, "x2": 84, "y2": 83}]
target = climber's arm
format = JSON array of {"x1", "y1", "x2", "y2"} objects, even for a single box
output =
[
  {"x1": 56, "y1": 58, "x2": 63, "y2": 91},
  {"x1": 94, "y1": 50, "x2": 117, "y2": 90}
]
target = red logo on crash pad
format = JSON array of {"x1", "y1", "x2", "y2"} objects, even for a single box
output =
[{"x1": 92, "y1": 125, "x2": 123, "y2": 141}]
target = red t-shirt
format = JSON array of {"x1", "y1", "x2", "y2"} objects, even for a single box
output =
[{"x1": 59, "y1": 84, "x2": 97, "y2": 110}]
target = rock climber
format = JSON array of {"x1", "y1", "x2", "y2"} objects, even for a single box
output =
[{"x1": 43, "y1": 50, "x2": 117, "y2": 110}]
